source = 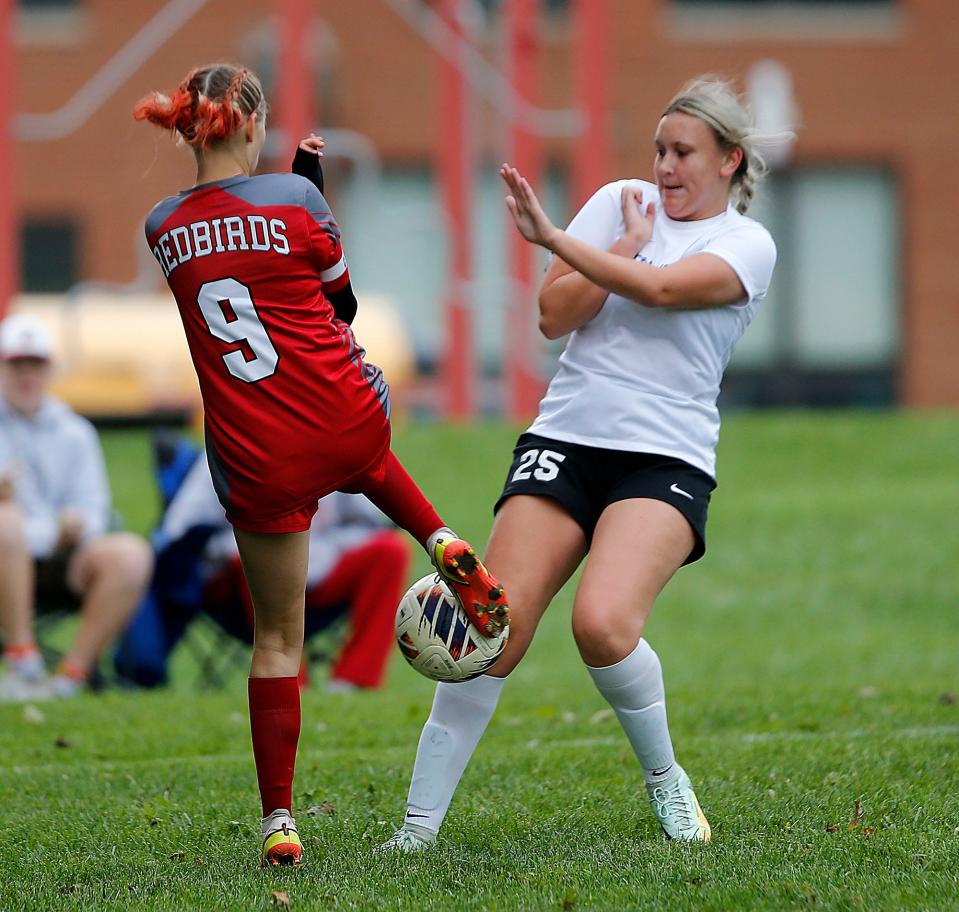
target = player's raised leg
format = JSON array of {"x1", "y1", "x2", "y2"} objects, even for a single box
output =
[
  {"x1": 353, "y1": 451, "x2": 509, "y2": 636},
  {"x1": 573, "y1": 498, "x2": 710, "y2": 842},
  {"x1": 234, "y1": 527, "x2": 310, "y2": 866},
  {"x1": 379, "y1": 495, "x2": 587, "y2": 851}
]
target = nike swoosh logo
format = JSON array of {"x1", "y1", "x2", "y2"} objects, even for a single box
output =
[
  {"x1": 670, "y1": 483, "x2": 694, "y2": 501},
  {"x1": 405, "y1": 813, "x2": 430, "y2": 819}
]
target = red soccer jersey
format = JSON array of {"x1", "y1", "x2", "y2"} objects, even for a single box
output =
[{"x1": 145, "y1": 173, "x2": 391, "y2": 528}]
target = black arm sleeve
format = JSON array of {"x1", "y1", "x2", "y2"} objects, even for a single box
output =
[
  {"x1": 294, "y1": 149, "x2": 356, "y2": 324},
  {"x1": 292, "y1": 147, "x2": 324, "y2": 194},
  {"x1": 327, "y1": 282, "x2": 358, "y2": 326}
]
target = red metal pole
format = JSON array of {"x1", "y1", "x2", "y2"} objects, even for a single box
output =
[
  {"x1": 0, "y1": 0, "x2": 16, "y2": 318},
  {"x1": 276, "y1": 0, "x2": 312, "y2": 156},
  {"x1": 438, "y1": 0, "x2": 474, "y2": 420},
  {"x1": 572, "y1": 0, "x2": 610, "y2": 209},
  {"x1": 504, "y1": 0, "x2": 543, "y2": 419}
]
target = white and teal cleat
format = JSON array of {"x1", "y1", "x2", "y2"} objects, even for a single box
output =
[
  {"x1": 376, "y1": 823, "x2": 436, "y2": 854},
  {"x1": 647, "y1": 768, "x2": 711, "y2": 842}
]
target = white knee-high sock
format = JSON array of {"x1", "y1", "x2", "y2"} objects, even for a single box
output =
[
  {"x1": 586, "y1": 639, "x2": 677, "y2": 786},
  {"x1": 404, "y1": 674, "x2": 505, "y2": 834}
]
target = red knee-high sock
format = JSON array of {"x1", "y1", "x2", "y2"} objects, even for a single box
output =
[
  {"x1": 248, "y1": 676, "x2": 301, "y2": 817},
  {"x1": 355, "y1": 451, "x2": 444, "y2": 548}
]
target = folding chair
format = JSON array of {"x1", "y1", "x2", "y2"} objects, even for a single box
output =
[
  {"x1": 177, "y1": 606, "x2": 346, "y2": 690},
  {"x1": 113, "y1": 429, "x2": 347, "y2": 690}
]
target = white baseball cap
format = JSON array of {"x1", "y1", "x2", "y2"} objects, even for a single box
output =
[{"x1": 0, "y1": 314, "x2": 54, "y2": 361}]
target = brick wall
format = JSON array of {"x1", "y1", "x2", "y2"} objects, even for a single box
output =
[{"x1": 12, "y1": 0, "x2": 959, "y2": 404}]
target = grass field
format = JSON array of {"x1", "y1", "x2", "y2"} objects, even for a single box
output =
[{"x1": 1, "y1": 412, "x2": 957, "y2": 911}]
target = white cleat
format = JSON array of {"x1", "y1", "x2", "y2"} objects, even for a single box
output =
[
  {"x1": 647, "y1": 767, "x2": 711, "y2": 842},
  {"x1": 46, "y1": 674, "x2": 82, "y2": 699},
  {"x1": 260, "y1": 809, "x2": 303, "y2": 866},
  {"x1": 376, "y1": 823, "x2": 436, "y2": 854},
  {"x1": 0, "y1": 671, "x2": 52, "y2": 704}
]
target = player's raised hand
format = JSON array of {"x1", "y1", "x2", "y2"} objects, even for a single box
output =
[
  {"x1": 500, "y1": 164, "x2": 558, "y2": 248},
  {"x1": 297, "y1": 133, "x2": 325, "y2": 156},
  {"x1": 621, "y1": 185, "x2": 655, "y2": 250},
  {"x1": 292, "y1": 134, "x2": 326, "y2": 193}
]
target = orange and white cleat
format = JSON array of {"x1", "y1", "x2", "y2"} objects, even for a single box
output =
[
  {"x1": 430, "y1": 535, "x2": 509, "y2": 638},
  {"x1": 260, "y1": 809, "x2": 303, "y2": 867}
]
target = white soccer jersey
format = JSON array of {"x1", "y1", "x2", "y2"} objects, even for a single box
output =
[{"x1": 528, "y1": 180, "x2": 777, "y2": 478}]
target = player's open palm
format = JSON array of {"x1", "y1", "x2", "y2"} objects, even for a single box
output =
[
  {"x1": 297, "y1": 133, "x2": 325, "y2": 156},
  {"x1": 621, "y1": 185, "x2": 655, "y2": 250},
  {"x1": 500, "y1": 163, "x2": 556, "y2": 247}
]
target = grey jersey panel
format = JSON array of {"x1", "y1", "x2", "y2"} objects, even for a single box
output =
[
  {"x1": 218, "y1": 172, "x2": 306, "y2": 209},
  {"x1": 204, "y1": 432, "x2": 233, "y2": 513},
  {"x1": 220, "y1": 173, "x2": 334, "y2": 226},
  {"x1": 146, "y1": 173, "x2": 334, "y2": 237},
  {"x1": 145, "y1": 195, "x2": 191, "y2": 238},
  {"x1": 301, "y1": 182, "x2": 334, "y2": 226}
]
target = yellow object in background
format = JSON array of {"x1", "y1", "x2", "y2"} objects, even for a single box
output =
[{"x1": 9, "y1": 293, "x2": 415, "y2": 421}]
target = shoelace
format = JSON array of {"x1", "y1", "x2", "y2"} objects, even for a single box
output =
[
  {"x1": 650, "y1": 782, "x2": 695, "y2": 829},
  {"x1": 262, "y1": 816, "x2": 297, "y2": 841},
  {"x1": 382, "y1": 829, "x2": 427, "y2": 851}
]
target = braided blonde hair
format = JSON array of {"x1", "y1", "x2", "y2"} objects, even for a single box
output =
[{"x1": 663, "y1": 77, "x2": 774, "y2": 214}]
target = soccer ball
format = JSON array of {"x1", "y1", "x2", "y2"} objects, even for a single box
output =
[{"x1": 395, "y1": 574, "x2": 508, "y2": 682}]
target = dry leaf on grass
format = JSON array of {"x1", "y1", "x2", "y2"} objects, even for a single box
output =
[
  {"x1": 306, "y1": 801, "x2": 336, "y2": 817},
  {"x1": 271, "y1": 889, "x2": 292, "y2": 908},
  {"x1": 847, "y1": 797, "x2": 864, "y2": 830}
]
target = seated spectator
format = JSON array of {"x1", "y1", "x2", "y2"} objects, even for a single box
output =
[
  {"x1": 115, "y1": 443, "x2": 411, "y2": 691},
  {"x1": 0, "y1": 314, "x2": 153, "y2": 701}
]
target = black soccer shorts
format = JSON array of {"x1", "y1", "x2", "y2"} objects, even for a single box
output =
[{"x1": 494, "y1": 432, "x2": 717, "y2": 565}]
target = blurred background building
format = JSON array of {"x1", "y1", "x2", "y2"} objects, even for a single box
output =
[{"x1": 4, "y1": 0, "x2": 957, "y2": 420}]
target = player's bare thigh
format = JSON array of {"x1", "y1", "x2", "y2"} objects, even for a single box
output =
[
  {"x1": 483, "y1": 494, "x2": 587, "y2": 678},
  {"x1": 234, "y1": 528, "x2": 311, "y2": 676},
  {"x1": 572, "y1": 498, "x2": 694, "y2": 667}
]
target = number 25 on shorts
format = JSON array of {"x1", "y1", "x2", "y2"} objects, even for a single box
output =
[{"x1": 511, "y1": 449, "x2": 566, "y2": 483}]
